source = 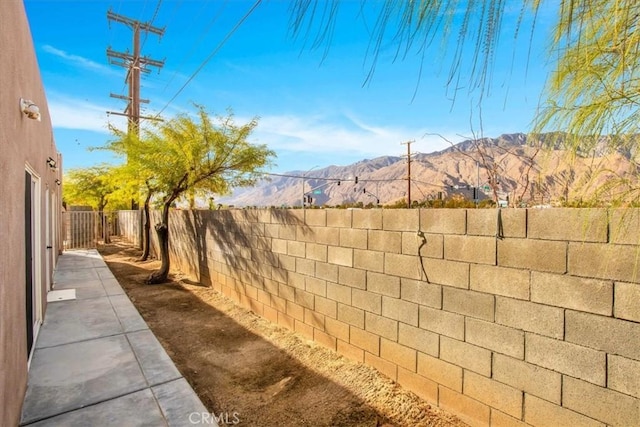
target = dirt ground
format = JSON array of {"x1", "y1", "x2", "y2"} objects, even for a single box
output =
[{"x1": 98, "y1": 238, "x2": 466, "y2": 427}]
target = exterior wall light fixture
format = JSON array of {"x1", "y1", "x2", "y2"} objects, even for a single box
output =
[
  {"x1": 47, "y1": 157, "x2": 57, "y2": 169},
  {"x1": 20, "y1": 98, "x2": 41, "y2": 121}
]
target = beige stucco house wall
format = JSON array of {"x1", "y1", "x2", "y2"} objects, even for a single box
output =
[{"x1": 0, "y1": 1, "x2": 62, "y2": 425}]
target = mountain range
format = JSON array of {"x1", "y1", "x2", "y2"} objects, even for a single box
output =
[{"x1": 217, "y1": 133, "x2": 639, "y2": 208}]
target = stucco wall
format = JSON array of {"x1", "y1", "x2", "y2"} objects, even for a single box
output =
[
  {"x1": 0, "y1": 1, "x2": 62, "y2": 425},
  {"x1": 136, "y1": 207, "x2": 640, "y2": 426}
]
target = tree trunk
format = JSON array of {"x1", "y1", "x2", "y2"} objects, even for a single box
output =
[
  {"x1": 138, "y1": 190, "x2": 152, "y2": 261},
  {"x1": 147, "y1": 203, "x2": 170, "y2": 284}
]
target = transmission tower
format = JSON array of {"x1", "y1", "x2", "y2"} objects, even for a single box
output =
[{"x1": 106, "y1": 10, "x2": 165, "y2": 135}]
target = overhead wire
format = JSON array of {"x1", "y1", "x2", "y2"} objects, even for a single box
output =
[{"x1": 154, "y1": 0, "x2": 263, "y2": 118}]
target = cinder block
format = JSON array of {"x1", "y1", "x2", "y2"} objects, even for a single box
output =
[
  {"x1": 287, "y1": 240, "x2": 306, "y2": 257},
  {"x1": 563, "y1": 376, "x2": 640, "y2": 426},
  {"x1": 277, "y1": 224, "x2": 297, "y2": 240},
  {"x1": 498, "y1": 238, "x2": 567, "y2": 273},
  {"x1": 420, "y1": 209, "x2": 467, "y2": 234},
  {"x1": 338, "y1": 266, "x2": 366, "y2": 289},
  {"x1": 419, "y1": 306, "x2": 465, "y2": 340},
  {"x1": 277, "y1": 253, "x2": 296, "y2": 272},
  {"x1": 294, "y1": 319, "x2": 314, "y2": 339},
  {"x1": 382, "y1": 296, "x2": 418, "y2": 327},
  {"x1": 531, "y1": 271, "x2": 613, "y2": 315},
  {"x1": 568, "y1": 242, "x2": 640, "y2": 282},
  {"x1": 294, "y1": 289, "x2": 314, "y2": 309},
  {"x1": 339, "y1": 228, "x2": 368, "y2": 249},
  {"x1": 270, "y1": 294, "x2": 286, "y2": 312},
  {"x1": 350, "y1": 326, "x2": 380, "y2": 355},
  {"x1": 352, "y1": 289, "x2": 382, "y2": 314},
  {"x1": 306, "y1": 243, "x2": 327, "y2": 262},
  {"x1": 326, "y1": 283, "x2": 351, "y2": 304},
  {"x1": 304, "y1": 308, "x2": 325, "y2": 330},
  {"x1": 463, "y1": 371, "x2": 523, "y2": 418},
  {"x1": 381, "y1": 338, "x2": 417, "y2": 371},
  {"x1": 524, "y1": 394, "x2": 605, "y2": 427},
  {"x1": 466, "y1": 209, "x2": 498, "y2": 236},
  {"x1": 272, "y1": 238, "x2": 288, "y2": 254},
  {"x1": 305, "y1": 209, "x2": 326, "y2": 226},
  {"x1": 401, "y1": 278, "x2": 442, "y2": 308},
  {"x1": 420, "y1": 258, "x2": 469, "y2": 288},
  {"x1": 417, "y1": 353, "x2": 463, "y2": 392},
  {"x1": 615, "y1": 281, "x2": 640, "y2": 322},
  {"x1": 326, "y1": 209, "x2": 351, "y2": 228},
  {"x1": 337, "y1": 304, "x2": 364, "y2": 329},
  {"x1": 442, "y1": 287, "x2": 495, "y2": 321},
  {"x1": 296, "y1": 257, "x2": 315, "y2": 276},
  {"x1": 402, "y1": 231, "x2": 442, "y2": 257},
  {"x1": 316, "y1": 262, "x2": 338, "y2": 283},
  {"x1": 277, "y1": 311, "x2": 294, "y2": 330},
  {"x1": 398, "y1": 323, "x2": 439, "y2": 357},
  {"x1": 352, "y1": 209, "x2": 383, "y2": 230},
  {"x1": 609, "y1": 208, "x2": 640, "y2": 244},
  {"x1": 383, "y1": 209, "x2": 419, "y2": 231},
  {"x1": 368, "y1": 230, "x2": 401, "y2": 253},
  {"x1": 444, "y1": 235, "x2": 496, "y2": 265},
  {"x1": 438, "y1": 385, "x2": 490, "y2": 427},
  {"x1": 288, "y1": 271, "x2": 306, "y2": 290},
  {"x1": 608, "y1": 355, "x2": 640, "y2": 398},
  {"x1": 264, "y1": 223, "x2": 279, "y2": 238},
  {"x1": 470, "y1": 264, "x2": 530, "y2": 300},
  {"x1": 440, "y1": 337, "x2": 492, "y2": 376},
  {"x1": 328, "y1": 246, "x2": 353, "y2": 267},
  {"x1": 384, "y1": 253, "x2": 422, "y2": 280},
  {"x1": 337, "y1": 339, "x2": 364, "y2": 362},
  {"x1": 397, "y1": 366, "x2": 438, "y2": 404},
  {"x1": 525, "y1": 333, "x2": 606, "y2": 386},
  {"x1": 528, "y1": 208, "x2": 608, "y2": 242},
  {"x1": 286, "y1": 300, "x2": 305, "y2": 321},
  {"x1": 493, "y1": 353, "x2": 561, "y2": 404},
  {"x1": 263, "y1": 305, "x2": 278, "y2": 323},
  {"x1": 490, "y1": 410, "x2": 528, "y2": 427},
  {"x1": 314, "y1": 296, "x2": 336, "y2": 318},
  {"x1": 365, "y1": 312, "x2": 398, "y2": 341},
  {"x1": 324, "y1": 317, "x2": 349, "y2": 342},
  {"x1": 465, "y1": 318, "x2": 524, "y2": 359},
  {"x1": 278, "y1": 283, "x2": 295, "y2": 302},
  {"x1": 565, "y1": 310, "x2": 640, "y2": 360},
  {"x1": 495, "y1": 297, "x2": 564, "y2": 339},
  {"x1": 305, "y1": 276, "x2": 326, "y2": 297},
  {"x1": 353, "y1": 249, "x2": 384, "y2": 273},
  {"x1": 314, "y1": 329, "x2": 337, "y2": 350},
  {"x1": 297, "y1": 226, "x2": 339, "y2": 245},
  {"x1": 364, "y1": 352, "x2": 397, "y2": 381},
  {"x1": 367, "y1": 272, "x2": 400, "y2": 297}
]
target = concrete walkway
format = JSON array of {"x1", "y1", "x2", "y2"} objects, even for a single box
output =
[{"x1": 20, "y1": 249, "x2": 215, "y2": 426}]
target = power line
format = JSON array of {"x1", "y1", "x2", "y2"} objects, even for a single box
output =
[{"x1": 155, "y1": 0, "x2": 262, "y2": 117}]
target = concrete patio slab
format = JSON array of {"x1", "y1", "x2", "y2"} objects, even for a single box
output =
[
  {"x1": 25, "y1": 389, "x2": 167, "y2": 427},
  {"x1": 34, "y1": 298, "x2": 122, "y2": 349},
  {"x1": 21, "y1": 249, "x2": 212, "y2": 426},
  {"x1": 21, "y1": 335, "x2": 148, "y2": 425}
]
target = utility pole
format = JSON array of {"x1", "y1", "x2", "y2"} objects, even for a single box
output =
[
  {"x1": 401, "y1": 140, "x2": 414, "y2": 208},
  {"x1": 106, "y1": 10, "x2": 165, "y2": 135}
]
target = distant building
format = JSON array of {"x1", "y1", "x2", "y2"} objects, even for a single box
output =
[{"x1": 0, "y1": 1, "x2": 63, "y2": 425}]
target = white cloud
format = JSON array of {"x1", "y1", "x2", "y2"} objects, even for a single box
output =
[
  {"x1": 252, "y1": 112, "x2": 458, "y2": 158},
  {"x1": 48, "y1": 96, "x2": 126, "y2": 133},
  {"x1": 42, "y1": 45, "x2": 118, "y2": 76}
]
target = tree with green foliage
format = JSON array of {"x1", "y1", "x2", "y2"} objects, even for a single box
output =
[
  {"x1": 109, "y1": 106, "x2": 275, "y2": 284},
  {"x1": 63, "y1": 165, "x2": 121, "y2": 211},
  {"x1": 290, "y1": 1, "x2": 640, "y2": 161}
]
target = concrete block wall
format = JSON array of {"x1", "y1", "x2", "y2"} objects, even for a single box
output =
[{"x1": 141, "y1": 208, "x2": 640, "y2": 427}]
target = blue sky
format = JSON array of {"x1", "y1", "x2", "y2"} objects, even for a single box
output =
[{"x1": 24, "y1": 0, "x2": 554, "y2": 174}]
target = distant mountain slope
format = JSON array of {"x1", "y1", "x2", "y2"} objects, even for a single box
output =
[{"x1": 218, "y1": 133, "x2": 638, "y2": 207}]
